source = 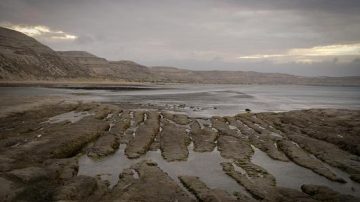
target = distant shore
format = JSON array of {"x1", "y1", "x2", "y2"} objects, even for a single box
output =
[{"x1": 1, "y1": 80, "x2": 360, "y2": 88}]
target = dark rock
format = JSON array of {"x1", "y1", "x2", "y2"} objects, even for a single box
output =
[
  {"x1": 87, "y1": 134, "x2": 119, "y2": 158},
  {"x1": 163, "y1": 112, "x2": 191, "y2": 125},
  {"x1": 302, "y1": 184, "x2": 359, "y2": 202},
  {"x1": 44, "y1": 157, "x2": 79, "y2": 180},
  {"x1": 179, "y1": 175, "x2": 243, "y2": 202},
  {"x1": 287, "y1": 134, "x2": 360, "y2": 182},
  {"x1": 125, "y1": 112, "x2": 160, "y2": 158},
  {"x1": 0, "y1": 177, "x2": 20, "y2": 202},
  {"x1": 133, "y1": 111, "x2": 145, "y2": 125},
  {"x1": 54, "y1": 175, "x2": 107, "y2": 201},
  {"x1": 221, "y1": 162, "x2": 274, "y2": 200},
  {"x1": 104, "y1": 160, "x2": 194, "y2": 201},
  {"x1": 160, "y1": 121, "x2": 189, "y2": 161},
  {"x1": 278, "y1": 140, "x2": 345, "y2": 182},
  {"x1": 190, "y1": 121, "x2": 218, "y2": 152},
  {"x1": 8, "y1": 166, "x2": 50, "y2": 183},
  {"x1": 217, "y1": 135, "x2": 253, "y2": 161}
]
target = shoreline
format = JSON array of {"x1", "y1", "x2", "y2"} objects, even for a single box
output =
[{"x1": 1, "y1": 80, "x2": 360, "y2": 88}]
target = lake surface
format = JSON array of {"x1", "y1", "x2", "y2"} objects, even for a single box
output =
[{"x1": 1, "y1": 84, "x2": 359, "y2": 117}]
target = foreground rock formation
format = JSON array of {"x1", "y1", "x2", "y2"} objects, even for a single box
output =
[{"x1": 0, "y1": 102, "x2": 359, "y2": 201}]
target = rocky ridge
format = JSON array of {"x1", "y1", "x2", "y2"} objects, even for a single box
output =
[{"x1": 0, "y1": 102, "x2": 359, "y2": 201}]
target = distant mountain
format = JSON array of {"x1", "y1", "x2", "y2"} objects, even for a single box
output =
[
  {"x1": 151, "y1": 66, "x2": 360, "y2": 85},
  {"x1": 58, "y1": 51, "x2": 154, "y2": 82},
  {"x1": 1, "y1": 26, "x2": 359, "y2": 86}
]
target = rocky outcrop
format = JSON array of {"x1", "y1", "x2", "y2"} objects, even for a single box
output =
[
  {"x1": 287, "y1": 134, "x2": 360, "y2": 183},
  {"x1": 7, "y1": 167, "x2": 50, "y2": 183},
  {"x1": 227, "y1": 115, "x2": 289, "y2": 161},
  {"x1": 0, "y1": 177, "x2": 22, "y2": 202},
  {"x1": 221, "y1": 162, "x2": 275, "y2": 200},
  {"x1": 103, "y1": 160, "x2": 194, "y2": 202},
  {"x1": 43, "y1": 157, "x2": 79, "y2": 180},
  {"x1": 163, "y1": 112, "x2": 191, "y2": 125},
  {"x1": 217, "y1": 135, "x2": 253, "y2": 161},
  {"x1": 53, "y1": 175, "x2": 107, "y2": 201},
  {"x1": 277, "y1": 140, "x2": 345, "y2": 182},
  {"x1": 1, "y1": 102, "x2": 360, "y2": 201},
  {"x1": 190, "y1": 121, "x2": 218, "y2": 152},
  {"x1": 301, "y1": 184, "x2": 360, "y2": 202},
  {"x1": 222, "y1": 162, "x2": 318, "y2": 202},
  {"x1": 160, "y1": 121, "x2": 190, "y2": 161},
  {"x1": 269, "y1": 109, "x2": 360, "y2": 156},
  {"x1": 133, "y1": 111, "x2": 145, "y2": 125},
  {"x1": 87, "y1": 134, "x2": 119, "y2": 158},
  {"x1": 125, "y1": 112, "x2": 160, "y2": 158},
  {"x1": 179, "y1": 175, "x2": 246, "y2": 202}
]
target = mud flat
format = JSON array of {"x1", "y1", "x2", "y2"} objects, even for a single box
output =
[{"x1": 0, "y1": 101, "x2": 359, "y2": 201}]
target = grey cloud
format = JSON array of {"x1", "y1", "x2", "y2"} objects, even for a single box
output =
[{"x1": 1, "y1": 0, "x2": 360, "y2": 76}]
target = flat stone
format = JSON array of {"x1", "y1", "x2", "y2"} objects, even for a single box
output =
[
  {"x1": 104, "y1": 160, "x2": 194, "y2": 202},
  {"x1": 217, "y1": 135, "x2": 253, "y2": 161},
  {"x1": 190, "y1": 121, "x2": 218, "y2": 152},
  {"x1": 278, "y1": 140, "x2": 345, "y2": 183},
  {"x1": 160, "y1": 121, "x2": 189, "y2": 161},
  {"x1": 163, "y1": 112, "x2": 191, "y2": 125},
  {"x1": 287, "y1": 134, "x2": 360, "y2": 182},
  {"x1": 8, "y1": 166, "x2": 49, "y2": 183},
  {"x1": 302, "y1": 184, "x2": 360, "y2": 202},
  {"x1": 179, "y1": 175, "x2": 242, "y2": 202},
  {"x1": 54, "y1": 175, "x2": 107, "y2": 201},
  {"x1": 87, "y1": 134, "x2": 119, "y2": 158},
  {"x1": 221, "y1": 162, "x2": 274, "y2": 200},
  {"x1": 44, "y1": 157, "x2": 79, "y2": 180},
  {"x1": 0, "y1": 177, "x2": 19, "y2": 202},
  {"x1": 125, "y1": 112, "x2": 160, "y2": 158}
]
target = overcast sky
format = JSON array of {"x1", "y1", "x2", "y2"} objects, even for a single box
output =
[{"x1": 1, "y1": 0, "x2": 360, "y2": 76}]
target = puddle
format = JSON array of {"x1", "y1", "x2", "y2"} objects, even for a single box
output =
[
  {"x1": 78, "y1": 137, "x2": 360, "y2": 197},
  {"x1": 44, "y1": 111, "x2": 93, "y2": 124},
  {"x1": 251, "y1": 147, "x2": 360, "y2": 197},
  {"x1": 78, "y1": 144, "x2": 248, "y2": 195}
]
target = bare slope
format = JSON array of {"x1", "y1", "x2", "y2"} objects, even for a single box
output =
[
  {"x1": 0, "y1": 27, "x2": 89, "y2": 80},
  {"x1": 58, "y1": 51, "x2": 154, "y2": 82}
]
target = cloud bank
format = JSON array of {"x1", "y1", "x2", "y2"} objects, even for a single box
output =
[
  {"x1": 0, "y1": 0, "x2": 359, "y2": 76},
  {"x1": 1, "y1": 23, "x2": 77, "y2": 40}
]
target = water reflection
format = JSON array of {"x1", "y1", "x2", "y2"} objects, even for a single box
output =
[
  {"x1": 251, "y1": 147, "x2": 360, "y2": 197},
  {"x1": 78, "y1": 144, "x2": 246, "y2": 195},
  {"x1": 44, "y1": 111, "x2": 93, "y2": 124}
]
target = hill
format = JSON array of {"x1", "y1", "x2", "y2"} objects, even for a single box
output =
[
  {"x1": 1, "y1": 26, "x2": 359, "y2": 86},
  {"x1": 0, "y1": 27, "x2": 89, "y2": 80}
]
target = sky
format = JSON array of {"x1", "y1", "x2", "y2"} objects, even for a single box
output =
[{"x1": 1, "y1": 0, "x2": 360, "y2": 76}]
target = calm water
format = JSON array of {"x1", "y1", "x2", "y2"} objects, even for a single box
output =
[
  {"x1": 78, "y1": 144, "x2": 248, "y2": 195},
  {"x1": 78, "y1": 143, "x2": 360, "y2": 197},
  {"x1": 252, "y1": 147, "x2": 360, "y2": 197},
  {"x1": 1, "y1": 84, "x2": 359, "y2": 117}
]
